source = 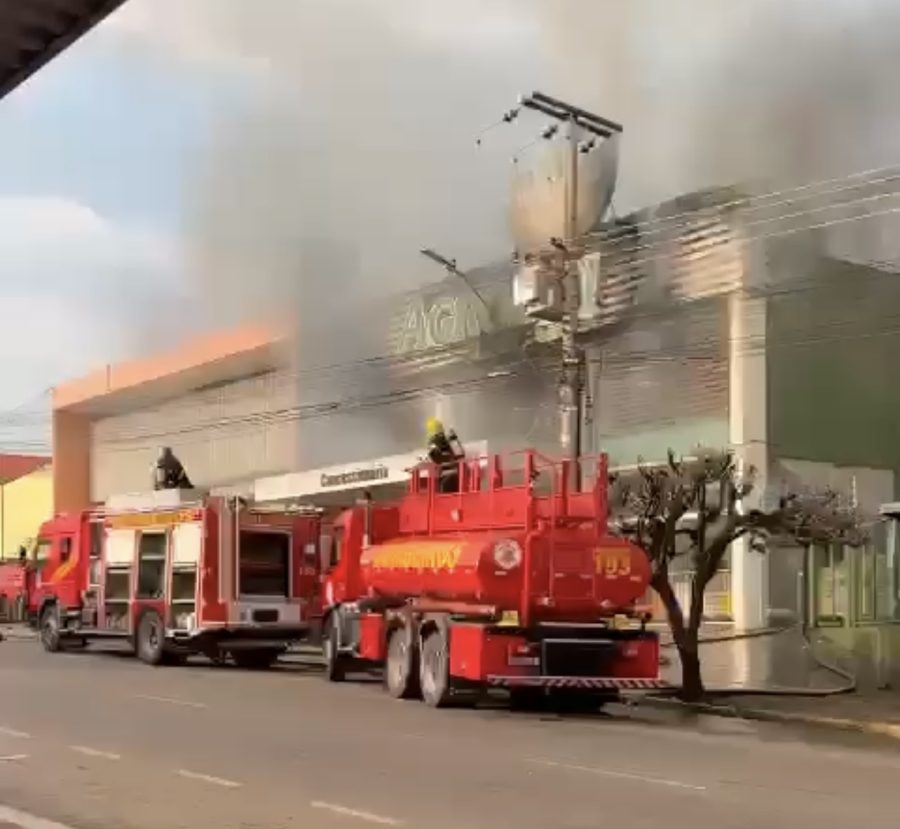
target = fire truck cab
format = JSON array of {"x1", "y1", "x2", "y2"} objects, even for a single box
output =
[{"x1": 32, "y1": 489, "x2": 322, "y2": 667}]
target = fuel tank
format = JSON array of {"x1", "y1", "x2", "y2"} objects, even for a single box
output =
[{"x1": 358, "y1": 530, "x2": 651, "y2": 621}]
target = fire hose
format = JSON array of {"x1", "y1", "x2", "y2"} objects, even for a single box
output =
[{"x1": 657, "y1": 621, "x2": 856, "y2": 697}]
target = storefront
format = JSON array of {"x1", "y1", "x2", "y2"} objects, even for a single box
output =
[{"x1": 289, "y1": 262, "x2": 559, "y2": 473}]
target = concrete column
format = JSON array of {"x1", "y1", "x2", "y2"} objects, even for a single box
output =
[
  {"x1": 52, "y1": 409, "x2": 92, "y2": 513},
  {"x1": 729, "y1": 293, "x2": 769, "y2": 630}
]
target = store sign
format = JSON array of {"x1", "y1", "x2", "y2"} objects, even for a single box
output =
[
  {"x1": 393, "y1": 294, "x2": 484, "y2": 354},
  {"x1": 320, "y1": 464, "x2": 390, "y2": 488}
]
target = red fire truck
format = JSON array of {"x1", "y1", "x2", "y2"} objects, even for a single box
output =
[
  {"x1": 0, "y1": 558, "x2": 30, "y2": 623},
  {"x1": 31, "y1": 492, "x2": 321, "y2": 667},
  {"x1": 318, "y1": 450, "x2": 665, "y2": 708}
]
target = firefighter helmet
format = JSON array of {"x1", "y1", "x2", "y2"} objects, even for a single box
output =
[{"x1": 425, "y1": 416, "x2": 443, "y2": 437}]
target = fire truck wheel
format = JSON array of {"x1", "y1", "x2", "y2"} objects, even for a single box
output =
[
  {"x1": 136, "y1": 610, "x2": 165, "y2": 666},
  {"x1": 323, "y1": 616, "x2": 346, "y2": 682},
  {"x1": 545, "y1": 690, "x2": 613, "y2": 714},
  {"x1": 0, "y1": 595, "x2": 7, "y2": 623},
  {"x1": 419, "y1": 627, "x2": 452, "y2": 708},
  {"x1": 232, "y1": 648, "x2": 280, "y2": 670},
  {"x1": 385, "y1": 624, "x2": 420, "y2": 700},
  {"x1": 508, "y1": 688, "x2": 546, "y2": 712},
  {"x1": 39, "y1": 605, "x2": 62, "y2": 653}
]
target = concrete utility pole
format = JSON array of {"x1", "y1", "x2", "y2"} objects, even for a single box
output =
[{"x1": 510, "y1": 92, "x2": 622, "y2": 484}]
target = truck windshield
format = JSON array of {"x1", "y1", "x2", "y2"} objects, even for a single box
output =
[
  {"x1": 238, "y1": 530, "x2": 289, "y2": 597},
  {"x1": 33, "y1": 539, "x2": 51, "y2": 570}
]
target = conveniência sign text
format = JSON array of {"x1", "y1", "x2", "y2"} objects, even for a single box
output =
[{"x1": 320, "y1": 465, "x2": 390, "y2": 488}]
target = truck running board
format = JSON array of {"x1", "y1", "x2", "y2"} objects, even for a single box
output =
[{"x1": 486, "y1": 676, "x2": 671, "y2": 690}]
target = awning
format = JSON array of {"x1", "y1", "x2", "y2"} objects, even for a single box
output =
[
  {"x1": 253, "y1": 442, "x2": 489, "y2": 506},
  {"x1": 0, "y1": 0, "x2": 126, "y2": 100}
]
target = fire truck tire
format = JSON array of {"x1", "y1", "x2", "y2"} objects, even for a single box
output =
[
  {"x1": 419, "y1": 627, "x2": 452, "y2": 708},
  {"x1": 323, "y1": 616, "x2": 347, "y2": 682},
  {"x1": 385, "y1": 623, "x2": 420, "y2": 700},
  {"x1": 0, "y1": 595, "x2": 7, "y2": 623},
  {"x1": 232, "y1": 648, "x2": 281, "y2": 670},
  {"x1": 545, "y1": 690, "x2": 614, "y2": 713},
  {"x1": 136, "y1": 610, "x2": 165, "y2": 666},
  {"x1": 39, "y1": 605, "x2": 62, "y2": 653},
  {"x1": 508, "y1": 688, "x2": 546, "y2": 712}
]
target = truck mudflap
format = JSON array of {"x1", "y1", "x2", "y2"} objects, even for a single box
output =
[{"x1": 486, "y1": 675, "x2": 671, "y2": 690}]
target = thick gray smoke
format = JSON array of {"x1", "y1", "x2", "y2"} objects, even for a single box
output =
[
  {"x1": 166, "y1": 0, "x2": 537, "y2": 465},
  {"x1": 121, "y1": 0, "x2": 900, "y2": 464},
  {"x1": 536, "y1": 0, "x2": 900, "y2": 214},
  {"x1": 177, "y1": 0, "x2": 900, "y2": 326},
  {"x1": 182, "y1": 0, "x2": 534, "y2": 330}
]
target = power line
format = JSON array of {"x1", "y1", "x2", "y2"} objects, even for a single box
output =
[
  {"x1": 3, "y1": 166, "x2": 900, "y2": 436},
  {"x1": 89, "y1": 301, "x2": 900, "y2": 452}
]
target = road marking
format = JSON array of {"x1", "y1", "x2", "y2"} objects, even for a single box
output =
[
  {"x1": 69, "y1": 745, "x2": 121, "y2": 761},
  {"x1": 0, "y1": 754, "x2": 29, "y2": 762},
  {"x1": 177, "y1": 769, "x2": 242, "y2": 788},
  {"x1": 530, "y1": 759, "x2": 707, "y2": 792},
  {"x1": 0, "y1": 726, "x2": 31, "y2": 739},
  {"x1": 310, "y1": 801, "x2": 402, "y2": 826},
  {"x1": 134, "y1": 694, "x2": 206, "y2": 709},
  {"x1": 0, "y1": 804, "x2": 77, "y2": 829}
]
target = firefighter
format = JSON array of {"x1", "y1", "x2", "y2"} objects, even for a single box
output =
[
  {"x1": 425, "y1": 417, "x2": 465, "y2": 493},
  {"x1": 153, "y1": 446, "x2": 193, "y2": 491}
]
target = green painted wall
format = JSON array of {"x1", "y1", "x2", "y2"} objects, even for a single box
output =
[
  {"x1": 599, "y1": 416, "x2": 730, "y2": 467},
  {"x1": 767, "y1": 258, "x2": 900, "y2": 489}
]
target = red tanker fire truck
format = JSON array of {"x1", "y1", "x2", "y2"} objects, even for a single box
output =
[
  {"x1": 318, "y1": 450, "x2": 664, "y2": 707},
  {"x1": 30, "y1": 491, "x2": 321, "y2": 667}
]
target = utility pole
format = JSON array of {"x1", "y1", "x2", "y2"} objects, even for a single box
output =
[
  {"x1": 507, "y1": 92, "x2": 622, "y2": 485},
  {"x1": 560, "y1": 113, "x2": 582, "y2": 482}
]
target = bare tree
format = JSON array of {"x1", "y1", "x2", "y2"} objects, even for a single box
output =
[{"x1": 611, "y1": 448, "x2": 864, "y2": 702}]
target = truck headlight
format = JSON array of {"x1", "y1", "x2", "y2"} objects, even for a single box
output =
[{"x1": 493, "y1": 539, "x2": 523, "y2": 570}]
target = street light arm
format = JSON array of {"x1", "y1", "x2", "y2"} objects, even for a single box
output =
[{"x1": 419, "y1": 248, "x2": 493, "y2": 320}]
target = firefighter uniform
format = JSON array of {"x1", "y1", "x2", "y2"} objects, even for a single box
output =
[
  {"x1": 426, "y1": 418, "x2": 464, "y2": 493},
  {"x1": 153, "y1": 447, "x2": 193, "y2": 491}
]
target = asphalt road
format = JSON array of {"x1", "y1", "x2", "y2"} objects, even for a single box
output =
[{"x1": 2, "y1": 639, "x2": 900, "y2": 829}]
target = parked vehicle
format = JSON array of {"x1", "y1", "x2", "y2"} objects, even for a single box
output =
[
  {"x1": 31, "y1": 492, "x2": 321, "y2": 667},
  {"x1": 318, "y1": 450, "x2": 664, "y2": 708},
  {"x1": 0, "y1": 558, "x2": 30, "y2": 623}
]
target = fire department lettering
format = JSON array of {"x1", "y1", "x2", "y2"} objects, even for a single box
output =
[
  {"x1": 594, "y1": 547, "x2": 631, "y2": 578},
  {"x1": 105, "y1": 509, "x2": 200, "y2": 529},
  {"x1": 369, "y1": 543, "x2": 463, "y2": 570}
]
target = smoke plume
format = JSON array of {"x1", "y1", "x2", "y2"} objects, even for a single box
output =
[
  {"x1": 164, "y1": 0, "x2": 900, "y2": 329},
  {"x1": 110, "y1": 0, "x2": 900, "y2": 465},
  {"x1": 535, "y1": 0, "x2": 900, "y2": 212}
]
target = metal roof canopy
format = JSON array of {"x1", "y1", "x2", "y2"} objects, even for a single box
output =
[{"x1": 0, "y1": 0, "x2": 125, "y2": 100}]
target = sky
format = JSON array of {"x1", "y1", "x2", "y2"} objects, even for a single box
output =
[
  {"x1": 1, "y1": 0, "x2": 898, "y2": 442},
  {"x1": 0, "y1": 0, "x2": 540, "y2": 418}
]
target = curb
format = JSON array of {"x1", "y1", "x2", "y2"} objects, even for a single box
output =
[{"x1": 636, "y1": 695, "x2": 900, "y2": 741}]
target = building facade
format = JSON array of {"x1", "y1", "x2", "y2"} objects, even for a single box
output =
[
  {"x1": 0, "y1": 454, "x2": 51, "y2": 559},
  {"x1": 51, "y1": 185, "x2": 900, "y2": 652}
]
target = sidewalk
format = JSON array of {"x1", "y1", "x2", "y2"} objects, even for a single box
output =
[
  {"x1": 0, "y1": 625, "x2": 35, "y2": 642},
  {"x1": 647, "y1": 624, "x2": 900, "y2": 740},
  {"x1": 637, "y1": 689, "x2": 900, "y2": 740}
]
